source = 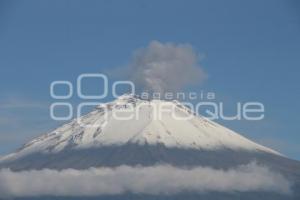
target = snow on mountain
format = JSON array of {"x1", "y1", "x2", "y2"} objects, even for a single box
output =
[{"x1": 1, "y1": 94, "x2": 279, "y2": 162}]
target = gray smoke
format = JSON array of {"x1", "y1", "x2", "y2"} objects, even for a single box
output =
[
  {"x1": 0, "y1": 162, "x2": 291, "y2": 197},
  {"x1": 120, "y1": 41, "x2": 206, "y2": 94}
]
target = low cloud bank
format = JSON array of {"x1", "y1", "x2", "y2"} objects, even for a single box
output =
[{"x1": 0, "y1": 162, "x2": 291, "y2": 197}]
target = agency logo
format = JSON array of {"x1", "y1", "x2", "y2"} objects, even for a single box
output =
[{"x1": 50, "y1": 73, "x2": 265, "y2": 127}]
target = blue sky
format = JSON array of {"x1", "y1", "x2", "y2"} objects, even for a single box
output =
[{"x1": 0, "y1": 0, "x2": 299, "y2": 160}]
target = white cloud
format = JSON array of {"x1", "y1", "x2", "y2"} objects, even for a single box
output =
[
  {"x1": 0, "y1": 162, "x2": 291, "y2": 197},
  {"x1": 118, "y1": 41, "x2": 206, "y2": 94},
  {"x1": 0, "y1": 98, "x2": 48, "y2": 109}
]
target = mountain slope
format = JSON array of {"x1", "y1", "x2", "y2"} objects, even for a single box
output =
[
  {"x1": 0, "y1": 94, "x2": 279, "y2": 164},
  {"x1": 0, "y1": 95, "x2": 300, "y2": 200}
]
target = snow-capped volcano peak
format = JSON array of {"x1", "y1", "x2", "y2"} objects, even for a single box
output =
[{"x1": 2, "y1": 94, "x2": 280, "y2": 161}]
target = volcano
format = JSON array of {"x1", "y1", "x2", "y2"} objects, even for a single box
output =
[{"x1": 0, "y1": 94, "x2": 299, "y2": 200}]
